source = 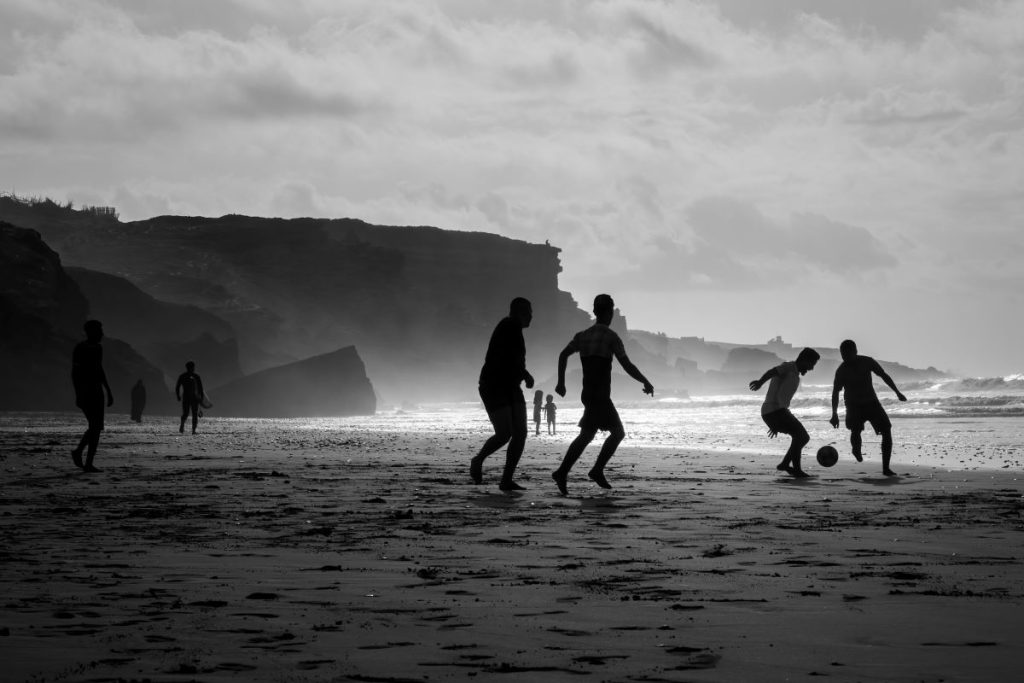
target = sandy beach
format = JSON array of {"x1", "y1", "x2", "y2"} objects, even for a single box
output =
[{"x1": 2, "y1": 414, "x2": 1023, "y2": 682}]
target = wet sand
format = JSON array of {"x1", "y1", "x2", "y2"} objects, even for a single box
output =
[{"x1": 2, "y1": 415, "x2": 1023, "y2": 682}]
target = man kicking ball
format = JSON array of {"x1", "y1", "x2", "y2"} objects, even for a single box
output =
[
  {"x1": 750, "y1": 348, "x2": 821, "y2": 478},
  {"x1": 830, "y1": 339, "x2": 908, "y2": 476}
]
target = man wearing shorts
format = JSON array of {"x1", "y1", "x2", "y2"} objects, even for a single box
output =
[
  {"x1": 830, "y1": 339, "x2": 908, "y2": 476},
  {"x1": 470, "y1": 297, "x2": 535, "y2": 491},
  {"x1": 749, "y1": 347, "x2": 821, "y2": 478},
  {"x1": 71, "y1": 320, "x2": 114, "y2": 472},
  {"x1": 551, "y1": 294, "x2": 654, "y2": 495}
]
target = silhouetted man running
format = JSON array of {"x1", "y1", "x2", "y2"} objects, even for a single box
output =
[
  {"x1": 750, "y1": 347, "x2": 821, "y2": 478},
  {"x1": 830, "y1": 339, "x2": 908, "y2": 476},
  {"x1": 471, "y1": 297, "x2": 535, "y2": 491},
  {"x1": 175, "y1": 361, "x2": 205, "y2": 435},
  {"x1": 552, "y1": 294, "x2": 653, "y2": 495},
  {"x1": 71, "y1": 320, "x2": 113, "y2": 472}
]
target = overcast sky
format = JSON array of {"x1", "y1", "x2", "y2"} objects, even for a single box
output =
[{"x1": 2, "y1": 0, "x2": 1022, "y2": 376}]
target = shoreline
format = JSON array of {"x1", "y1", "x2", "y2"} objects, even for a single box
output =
[{"x1": 2, "y1": 416, "x2": 1023, "y2": 681}]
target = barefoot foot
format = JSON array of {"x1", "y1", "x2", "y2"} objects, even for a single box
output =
[
  {"x1": 469, "y1": 456, "x2": 483, "y2": 484},
  {"x1": 552, "y1": 470, "x2": 568, "y2": 495}
]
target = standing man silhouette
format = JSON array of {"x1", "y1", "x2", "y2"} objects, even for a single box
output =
[
  {"x1": 71, "y1": 320, "x2": 113, "y2": 472},
  {"x1": 552, "y1": 294, "x2": 653, "y2": 495},
  {"x1": 175, "y1": 361, "x2": 205, "y2": 435},
  {"x1": 470, "y1": 297, "x2": 535, "y2": 491},
  {"x1": 830, "y1": 339, "x2": 908, "y2": 476},
  {"x1": 750, "y1": 347, "x2": 821, "y2": 478}
]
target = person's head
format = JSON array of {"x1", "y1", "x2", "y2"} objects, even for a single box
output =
[
  {"x1": 186, "y1": 361, "x2": 196, "y2": 371},
  {"x1": 839, "y1": 339, "x2": 857, "y2": 362},
  {"x1": 795, "y1": 347, "x2": 820, "y2": 374},
  {"x1": 509, "y1": 297, "x2": 533, "y2": 328},
  {"x1": 593, "y1": 294, "x2": 614, "y2": 324},
  {"x1": 546, "y1": 394, "x2": 553, "y2": 403},
  {"x1": 534, "y1": 389, "x2": 543, "y2": 401},
  {"x1": 83, "y1": 319, "x2": 104, "y2": 342}
]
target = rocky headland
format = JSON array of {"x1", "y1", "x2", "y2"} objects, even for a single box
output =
[{"x1": 0, "y1": 195, "x2": 948, "y2": 415}]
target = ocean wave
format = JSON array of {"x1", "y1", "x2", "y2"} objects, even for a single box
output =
[
  {"x1": 915, "y1": 375, "x2": 1024, "y2": 393},
  {"x1": 893, "y1": 394, "x2": 1024, "y2": 418}
]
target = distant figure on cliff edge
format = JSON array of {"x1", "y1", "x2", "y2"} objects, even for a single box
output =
[
  {"x1": 71, "y1": 320, "x2": 113, "y2": 472},
  {"x1": 545, "y1": 394, "x2": 557, "y2": 435},
  {"x1": 533, "y1": 389, "x2": 544, "y2": 436},
  {"x1": 830, "y1": 339, "x2": 908, "y2": 476},
  {"x1": 749, "y1": 347, "x2": 821, "y2": 478},
  {"x1": 552, "y1": 294, "x2": 654, "y2": 495},
  {"x1": 470, "y1": 297, "x2": 535, "y2": 491},
  {"x1": 175, "y1": 361, "x2": 205, "y2": 435},
  {"x1": 130, "y1": 379, "x2": 146, "y2": 423}
]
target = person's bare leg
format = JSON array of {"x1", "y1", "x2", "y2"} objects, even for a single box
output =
[
  {"x1": 472, "y1": 406, "x2": 512, "y2": 484},
  {"x1": 881, "y1": 428, "x2": 895, "y2": 476},
  {"x1": 83, "y1": 428, "x2": 101, "y2": 472},
  {"x1": 72, "y1": 432, "x2": 88, "y2": 468},
  {"x1": 784, "y1": 425, "x2": 810, "y2": 478},
  {"x1": 850, "y1": 430, "x2": 863, "y2": 462},
  {"x1": 499, "y1": 403, "x2": 529, "y2": 491},
  {"x1": 500, "y1": 434, "x2": 527, "y2": 491},
  {"x1": 588, "y1": 428, "x2": 624, "y2": 489},
  {"x1": 472, "y1": 435, "x2": 510, "y2": 482},
  {"x1": 552, "y1": 429, "x2": 596, "y2": 495}
]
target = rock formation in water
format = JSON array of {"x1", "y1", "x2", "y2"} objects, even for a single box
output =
[{"x1": 210, "y1": 346, "x2": 375, "y2": 418}]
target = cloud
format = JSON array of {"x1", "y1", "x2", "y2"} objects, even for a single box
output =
[
  {"x1": 565, "y1": 196, "x2": 900, "y2": 295},
  {"x1": 2, "y1": 0, "x2": 1023, "y2": 374}
]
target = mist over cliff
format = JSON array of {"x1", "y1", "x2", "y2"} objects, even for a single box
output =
[
  {"x1": 0, "y1": 196, "x2": 948, "y2": 412},
  {"x1": 0, "y1": 196, "x2": 592, "y2": 406}
]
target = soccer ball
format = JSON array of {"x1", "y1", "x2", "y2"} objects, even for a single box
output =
[{"x1": 816, "y1": 445, "x2": 839, "y2": 467}]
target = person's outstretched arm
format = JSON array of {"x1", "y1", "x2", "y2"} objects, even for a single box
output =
[
  {"x1": 555, "y1": 344, "x2": 573, "y2": 397},
  {"x1": 618, "y1": 354, "x2": 654, "y2": 396},
  {"x1": 749, "y1": 367, "x2": 777, "y2": 392},
  {"x1": 829, "y1": 372, "x2": 843, "y2": 428},
  {"x1": 872, "y1": 360, "x2": 907, "y2": 401}
]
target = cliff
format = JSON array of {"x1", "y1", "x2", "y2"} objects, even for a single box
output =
[
  {"x1": 0, "y1": 197, "x2": 591, "y2": 403},
  {"x1": 0, "y1": 222, "x2": 176, "y2": 413},
  {"x1": 0, "y1": 196, "x2": 949, "y2": 407},
  {"x1": 210, "y1": 346, "x2": 375, "y2": 418}
]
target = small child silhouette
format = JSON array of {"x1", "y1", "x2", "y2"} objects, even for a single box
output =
[
  {"x1": 544, "y1": 394, "x2": 557, "y2": 434},
  {"x1": 533, "y1": 389, "x2": 544, "y2": 436}
]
